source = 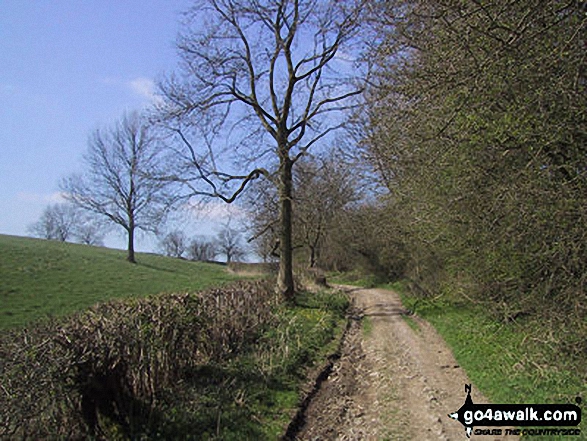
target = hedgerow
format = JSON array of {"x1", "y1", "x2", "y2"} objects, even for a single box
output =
[{"x1": 0, "y1": 280, "x2": 278, "y2": 439}]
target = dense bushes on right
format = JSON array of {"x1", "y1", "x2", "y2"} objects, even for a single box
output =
[{"x1": 317, "y1": 1, "x2": 586, "y2": 362}]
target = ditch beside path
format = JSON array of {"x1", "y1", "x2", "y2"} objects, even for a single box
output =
[{"x1": 293, "y1": 286, "x2": 519, "y2": 440}]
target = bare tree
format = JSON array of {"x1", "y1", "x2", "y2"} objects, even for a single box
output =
[
  {"x1": 74, "y1": 211, "x2": 107, "y2": 246},
  {"x1": 187, "y1": 237, "x2": 217, "y2": 261},
  {"x1": 245, "y1": 176, "x2": 280, "y2": 260},
  {"x1": 28, "y1": 202, "x2": 107, "y2": 245},
  {"x1": 247, "y1": 153, "x2": 358, "y2": 268},
  {"x1": 159, "y1": 230, "x2": 187, "y2": 258},
  {"x1": 158, "y1": 0, "x2": 366, "y2": 298},
  {"x1": 62, "y1": 112, "x2": 175, "y2": 263},
  {"x1": 294, "y1": 155, "x2": 358, "y2": 267},
  {"x1": 215, "y1": 226, "x2": 245, "y2": 264},
  {"x1": 27, "y1": 203, "x2": 79, "y2": 242}
]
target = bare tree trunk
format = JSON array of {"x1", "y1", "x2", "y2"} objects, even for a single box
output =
[
  {"x1": 309, "y1": 246, "x2": 317, "y2": 268},
  {"x1": 278, "y1": 156, "x2": 295, "y2": 300},
  {"x1": 127, "y1": 224, "x2": 136, "y2": 264},
  {"x1": 309, "y1": 226, "x2": 322, "y2": 268}
]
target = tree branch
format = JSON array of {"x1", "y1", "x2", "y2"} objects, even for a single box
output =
[{"x1": 174, "y1": 129, "x2": 269, "y2": 203}]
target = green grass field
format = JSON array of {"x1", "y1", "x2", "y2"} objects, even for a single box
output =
[{"x1": 0, "y1": 234, "x2": 239, "y2": 329}]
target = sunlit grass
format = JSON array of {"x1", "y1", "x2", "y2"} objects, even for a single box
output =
[
  {"x1": 398, "y1": 288, "x2": 586, "y2": 440},
  {"x1": 0, "y1": 234, "x2": 239, "y2": 328}
]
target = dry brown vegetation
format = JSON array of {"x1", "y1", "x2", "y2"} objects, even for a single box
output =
[{"x1": 0, "y1": 280, "x2": 278, "y2": 439}]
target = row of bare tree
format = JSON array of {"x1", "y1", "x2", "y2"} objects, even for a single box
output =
[
  {"x1": 27, "y1": 0, "x2": 369, "y2": 299},
  {"x1": 29, "y1": 199, "x2": 245, "y2": 263},
  {"x1": 159, "y1": 228, "x2": 245, "y2": 263},
  {"x1": 28, "y1": 203, "x2": 106, "y2": 246}
]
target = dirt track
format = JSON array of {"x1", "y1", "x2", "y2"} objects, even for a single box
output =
[{"x1": 292, "y1": 286, "x2": 519, "y2": 440}]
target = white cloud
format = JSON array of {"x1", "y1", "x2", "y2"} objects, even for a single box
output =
[
  {"x1": 16, "y1": 191, "x2": 67, "y2": 204},
  {"x1": 128, "y1": 77, "x2": 163, "y2": 104},
  {"x1": 100, "y1": 76, "x2": 163, "y2": 105},
  {"x1": 184, "y1": 200, "x2": 248, "y2": 222},
  {"x1": 334, "y1": 50, "x2": 355, "y2": 63}
]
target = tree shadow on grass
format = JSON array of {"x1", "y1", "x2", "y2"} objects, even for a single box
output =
[
  {"x1": 127, "y1": 363, "x2": 287, "y2": 440},
  {"x1": 135, "y1": 262, "x2": 180, "y2": 274}
]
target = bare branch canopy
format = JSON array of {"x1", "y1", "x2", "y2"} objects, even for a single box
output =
[{"x1": 157, "y1": 0, "x2": 367, "y2": 297}]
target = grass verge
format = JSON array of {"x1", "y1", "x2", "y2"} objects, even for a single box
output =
[
  {"x1": 0, "y1": 234, "x2": 239, "y2": 329},
  {"x1": 401, "y1": 314, "x2": 420, "y2": 333},
  {"x1": 396, "y1": 285, "x2": 586, "y2": 440},
  {"x1": 153, "y1": 290, "x2": 349, "y2": 440}
]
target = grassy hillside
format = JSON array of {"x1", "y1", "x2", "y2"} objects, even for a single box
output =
[{"x1": 0, "y1": 234, "x2": 239, "y2": 329}]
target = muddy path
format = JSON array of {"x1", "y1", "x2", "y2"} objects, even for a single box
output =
[{"x1": 289, "y1": 286, "x2": 519, "y2": 440}]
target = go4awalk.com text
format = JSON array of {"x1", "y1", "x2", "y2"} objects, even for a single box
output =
[{"x1": 448, "y1": 385, "x2": 582, "y2": 438}]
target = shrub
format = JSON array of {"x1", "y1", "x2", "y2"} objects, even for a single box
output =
[{"x1": 0, "y1": 280, "x2": 277, "y2": 439}]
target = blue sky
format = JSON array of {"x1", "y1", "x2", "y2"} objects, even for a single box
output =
[{"x1": 0, "y1": 1, "x2": 247, "y2": 251}]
